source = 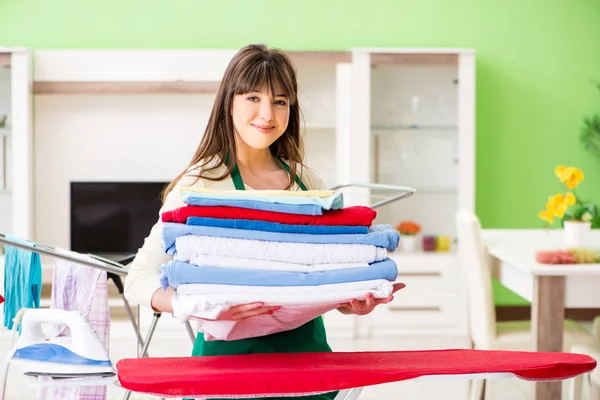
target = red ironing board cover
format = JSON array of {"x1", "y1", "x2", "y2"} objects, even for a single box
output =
[{"x1": 116, "y1": 349, "x2": 596, "y2": 398}]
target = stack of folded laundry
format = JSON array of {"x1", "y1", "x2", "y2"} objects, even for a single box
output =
[{"x1": 159, "y1": 187, "x2": 401, "y2": 341}]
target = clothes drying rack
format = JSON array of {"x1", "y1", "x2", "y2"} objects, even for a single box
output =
[
  {"x1": 0, "y1": 182, "x2": 416, "y2": 400},
  {"x1": 0, "y1": 233, "x2": 197, "y2": 359}
]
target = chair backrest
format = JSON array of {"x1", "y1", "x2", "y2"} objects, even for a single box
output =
[{"x1": 455, "y1": 209, "x2": 496, "y2": 349}]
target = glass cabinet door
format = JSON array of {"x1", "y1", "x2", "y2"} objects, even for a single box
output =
[{"x1": 369, "y1": 57, "x2": 460, "y2": 243}]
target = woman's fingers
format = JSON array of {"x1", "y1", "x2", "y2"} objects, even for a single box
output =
[{"x1": 364, "y1": 292, "x2": 376, "y2": 309}]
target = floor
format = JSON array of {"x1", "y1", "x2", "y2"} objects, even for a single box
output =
[{"x1": 2, "y1": 318, "x2": 586, "y2": 400}]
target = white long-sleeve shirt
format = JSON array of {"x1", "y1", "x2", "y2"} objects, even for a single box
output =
[{"x1": 123, "y1": 160, "x2": 326, "y2": 309}]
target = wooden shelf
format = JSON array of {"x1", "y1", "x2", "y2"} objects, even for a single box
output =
[
  {"x1": 287, "y1": 51, "x2": 350, "y2": 65},
  {"x1": 371, "y1": 53, "x2": 458, "y2": 67},
  {"x1": 0, "y1": 54, "x2": 10, "y2": 68},
  {"x1": 33, "y1": 81, "x2": 222, "y2": 95}
]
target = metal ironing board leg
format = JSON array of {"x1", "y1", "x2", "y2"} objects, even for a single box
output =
[
  {"x1": 123, "y1": 313, "x2": 160, "y2": 400},
  {"x1": 106, "y1": 272, "x2": 146, "y2": 357},
  {"x1": 334, "y1": 388, "x2": 363, "y2": 399}
]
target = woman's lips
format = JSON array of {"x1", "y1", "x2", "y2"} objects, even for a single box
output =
[{"x1": 252, "y1": 124, "x2": 275, "y2": 134}]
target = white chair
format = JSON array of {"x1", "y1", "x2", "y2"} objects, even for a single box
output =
[
  {"x1": 455, "y1": 209, "x2": 599, "y2": 400},
  {"x1": 569, "y1": 316, "x2": 600, "y2": 400}
]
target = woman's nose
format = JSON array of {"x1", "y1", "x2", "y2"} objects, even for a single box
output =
[{"x1": 258, "y1": 100, "x2": 274, "y2": 122}]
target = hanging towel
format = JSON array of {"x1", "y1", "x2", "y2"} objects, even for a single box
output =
[
  {"x1": 187, "y1": 254, "x2": 370, "y2": 273},
  {"x1": 160, "y1": 258, "x2": 398, "y2": 290},
  {"x1": 186, "y1": 217, "x2": 368, "y2": 235},
  {"x1": 175, "y1": 235, "x2": 388, "y2": 265},
  {"x1": 38, "y1": 252, "x2": 110, "y2": 400},
  {"x1": 162, "y1": 223, "x2": 400, "y2": 254},
  {"x1": 181, "y1": 190, "x2": 343, "y2": 210},
  {"x1": 162, "y1": 205, "x2": 377, "y2": 227},
  {"x1": 2, "y1": 237, "x2": 42, "y2": 330},
  {"x1": 180, "y1": 187, "x2": 335, "y2": 198},
  {"x1": 183, "y1": 197, "x2": 323, "y2": 215}
]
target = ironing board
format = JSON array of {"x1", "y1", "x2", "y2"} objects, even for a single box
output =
[{"x1": 116, "y1": 349, "x2": 597, "y2": 399}]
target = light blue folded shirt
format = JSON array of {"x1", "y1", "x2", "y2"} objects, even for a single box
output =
[
  {"x1": 184, "y1": 197, "x2": 323, "y2": 216},
  {"x1": 160, "y1": 258, "x2": 398, "y2": 289},
  {"x1": 161, "y1": 222, "x2": 400, "y2": 254},
  {"x1": 182, "y1": 191, "x2": 343, "y2": 210}
]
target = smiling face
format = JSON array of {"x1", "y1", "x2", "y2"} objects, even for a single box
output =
[{"x1": 232, "y1": 86, "x2": 290, "y2": 151}]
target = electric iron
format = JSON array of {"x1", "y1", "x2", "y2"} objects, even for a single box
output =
[{"x1": 7, "y1": 309, "x2": 115, "y2": 380}]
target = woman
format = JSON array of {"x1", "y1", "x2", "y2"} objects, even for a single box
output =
[{"x1": 124, "y1": 44, "x2": 404, "y2": 400}]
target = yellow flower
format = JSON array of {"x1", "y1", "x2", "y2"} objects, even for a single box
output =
[
  {"x1": 565, "y1": 167, "x2": 584, "y2": 189},
  {"x1": 555, "y1": 166, "x2": 566, "y2": 181},
  {"x1": 564, "y1": 192, "x2": 576, "y2": 206},
  {"x1": 546, "y1": 193, "x2": 568, "y2": 217},
  {"x1": 539, "y1": 210, "x2": 554, "y2": 224},
  {"x1": 555, "y1": 166, "x2": 584, "y2": 189}
]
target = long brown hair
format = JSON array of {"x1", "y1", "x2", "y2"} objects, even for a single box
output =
[{"x1": 162, "y1": 44, "x2": 306, "y2": 202}]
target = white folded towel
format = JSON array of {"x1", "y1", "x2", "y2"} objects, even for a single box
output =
[
  {"x1": 182, "y1": 254, "x2": 370, "y2": 272},
  {"x1": 175, "y1": 235, "x2": 388, "y2": 265},
  {"x1": 171, "y1": 279, "x2": 394, "y2": 341}
]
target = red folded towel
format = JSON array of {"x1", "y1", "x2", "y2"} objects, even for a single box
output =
[
  {"x1": 117, "y1": 349, "x2": 596, "y2": 398},
  {"x1": 162, "y1": 205, "x2": 377, "y2": 226}
]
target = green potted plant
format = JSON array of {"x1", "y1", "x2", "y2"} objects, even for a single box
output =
[{"x1": 580, "y1": 83, "x2": 600, "y2": 160}]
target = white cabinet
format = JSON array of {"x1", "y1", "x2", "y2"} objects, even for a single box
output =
[
  {"x1": 0, "y1": 48, "x2": 33, "y2": 241},
  {"x1": 324, "y1": 48, "x2": 475, "y2": 339}
]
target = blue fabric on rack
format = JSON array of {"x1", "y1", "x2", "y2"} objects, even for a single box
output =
[
  {"x1": 162, "y1": 222, "x2": 400, "y2": 254},
  {"x1": 184, "y1": 197, "x2": 323, "y2": 216},
  {"x1": 3, "y1": 236, "x2": 42, "y2": 330},
  {"x1": 159, "y1": 258, "x2": 398, "y2": 290},
  {"x1": 186, "y1": 217, "x2": 368, "y2": 235}
]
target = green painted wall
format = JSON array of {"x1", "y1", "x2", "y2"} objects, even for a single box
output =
[{"x1": 1, "y1": 0, "x2": 599, "y2": 305}]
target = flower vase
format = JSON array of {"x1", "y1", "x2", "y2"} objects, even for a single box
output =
[
  {"x1": 401, "y1": 235, "x2": 418, "y2": 253},
  {"x1": 563, "y1": 221, "x2": 592, "y2": 248}
]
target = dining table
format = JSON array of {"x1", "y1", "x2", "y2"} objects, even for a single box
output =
[{"x1": 482, "y1": 228, "x2": 600, "y2": 400}]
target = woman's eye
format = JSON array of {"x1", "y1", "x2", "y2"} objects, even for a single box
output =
[
  {"x1": 275, "y1": 100, "x2": 288, "y2": 106},
  {"x1": 246, "y1": 96, "x2": 259, "y2": 101}
]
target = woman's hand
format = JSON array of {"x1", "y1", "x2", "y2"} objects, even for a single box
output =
[
  {"x1": 193, "y1": 302, "x2": 280, "y2": 321},
  {"x1": 337, "y1": 283, "x2": 406, "y2": 315}
]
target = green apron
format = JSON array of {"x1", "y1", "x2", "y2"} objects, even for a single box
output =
[{"x1": 188, "y1": 157, "x2": 338, "y2": 400}]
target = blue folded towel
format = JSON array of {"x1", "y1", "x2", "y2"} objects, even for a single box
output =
[
  {"x1": 161, "y1": 223, "x2": 400, "y2": 254},
  {"x1": 186, "y1": 217, "x2": 368, "y2": 235},
  {"x1": 182, "y1": 190, "x2": 343, "y2": 210},
  {"x1": 184, "y1": 197, "x2": 323, "y2": 216},
  {"x1": 160, "y1": 258, "x2": 398, "y2": 290}
]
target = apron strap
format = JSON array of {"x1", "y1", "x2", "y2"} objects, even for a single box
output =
[
  {"x1": 276, "y1": 157, "x2": 309, "y2": 192},
  {"x1": 228, "y1": 155, "x2": 308, "y2": 191}
]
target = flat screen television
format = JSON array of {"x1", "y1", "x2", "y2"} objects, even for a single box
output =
[{"x1": 70, "y1": 181, "x2": 169, "y2": 257}]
